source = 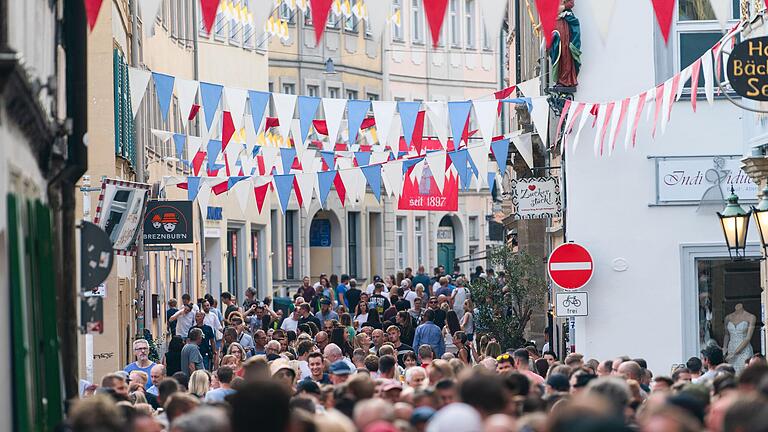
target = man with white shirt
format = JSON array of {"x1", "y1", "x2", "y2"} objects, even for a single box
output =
[
  {"x1": 295, "y1": 340, "x2": 314, "y2": 380},
  {"x1": 401, "y1": 279, "x2": 418, "y2": 309},
  {"x1": 280, "y1": 307, "x2": 301, "y2": 332},
  {"x1": 201, "y1": 300, "x2": 223, "y2": 344},
  {"x1": 169, "y1": 294, "x2": 199, "y2": 340}
]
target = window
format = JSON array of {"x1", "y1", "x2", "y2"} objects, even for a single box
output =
[
  {"x1": 327, "y1": 8, "x2": 340, "y2": 29},
  {"x1": 251, "y1": 228, "x2": 260, "y2": 288},
  {"x1": 367, "y1": 93, "x2": 379, "y2": 101},
  {"x1": 411, "y1": 0, "x2": 424, "y2": 43},
  {"x1": 243, "y1": 0, "x2": 255, "y2": 48},
  {"x1": 450, "y1": 0, "x2": 460, "y2": 47},
  {"x1": 392, "y1": 0, "x2": 403, "y2": 41},
  {"x1": 307, "y1": 85, "x2": 320, "y2": 97},
  {"x1": 469, "y1": 216, "x2": 478, "y2": 241},
  {"x1": 304, "y1": 7, "x2": 313, "y2": 26},
  {"x1": 280, "y1": 1, "x2": 295, "y2": 23},
  {"x1": 345, "y1": 0, "x2": 359, "y2": 32},
  {"x1": 465, "y1": 0, "x2": 475, "y2": 48},
  {"x1": 346, "y1": 89, "x2": 358, "y2": 100},
  {"x1": 227, "y1": 229, "x2": 240, "y2": 293},
  {"x1": 283, "y1": 83, "x2": 296, "y2": 95},
  {"x1": 348, "y1": 212, "x2": 359, "y2": 277},
  {"x1": 482, "y1": 25, "x2": 491, "y2": 50},
  {"x1": 214, "y1": 1, "x2": 227, "y2": 39},
  {"x1": 171, "y1": 0, "x2": 178, "y2": 38},
  {"x1": 230, "y1": 0, "x2": 242, "y2": 44},
  {"x1": 676, "y1": 0, "x2": 740, "y2": 88},
  {"x1": 415, "y1": 217, "x2": 425, "y2": 268},
  {"x1": 396, "y1": 216, "x2": 407, "y2": 271},
  {"x1": 286, "y1": 210, "x2": 296, "y2": 279},
  {"x1": 328, "y1": 87, "x2": 340, "y2": 99}
]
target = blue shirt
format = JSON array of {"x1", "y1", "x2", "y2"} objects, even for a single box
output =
[
  {"x1": 124, "y1": 362, "x2": 156, "y2": 390},
  {"x1": 335, "y1": 284, "x2": 349, "y2": 308},
  {"x1": 318, "y1": 310, "x2": 339, "y2": 326},
  {"x1": 205, "y1": 387, "x2": 236, "y2": 402},
  {"x1": 413, "y1": 322, "x2": 445, "y2": 358}
]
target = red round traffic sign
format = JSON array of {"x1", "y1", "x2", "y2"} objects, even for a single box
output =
[{"x1": 548, "y1": 243, "x2": 593, "y2": 290}]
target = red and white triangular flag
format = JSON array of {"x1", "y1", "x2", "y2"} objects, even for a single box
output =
[
  {"x1": 423, "y1": 0, "x2": 449, "y2": 48},
  {"x1": 200, "y1": 0, "x2": 222, "y2": 35},
  {"x1": 310, "y1": 0, "x2": 335, "y2": 44},
  {"x1": 651, "y1": 0, "x2": 675, "y2": 44},
  {"x1": 534, "y1": 0, "x2": 560, "y2": 48}
]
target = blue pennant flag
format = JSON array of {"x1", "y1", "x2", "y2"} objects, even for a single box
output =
[
  {"x1": 397, "y1": 151, "x2": 408, "y2": 159},
  {"x1": 173, "y1": 133, "x2": 186, "y2": 160},
  {"x1": 402, "y1": 157, "x2": 424, "y2": 175},
  {"x1": 354, "y1": 151, "x2": 371, "y2": 167},
  {"x1": 491, "y1": 138, "x2": 511, "y2": 175},
  {"x1": 398, "y1": 101, "x2": 421, "y2": 147},
  {"x1": 207, "y1": 139, "x2": 222, "y2": 172},
  {"x1": 152, "y1": 72, "x2": 175, "y2": 123},
  {"x1": 317, "y1": 170, "x2": 337, "y2": 208},
  {"x1": 450, "y1": 149, "x2": 470, "y2": 187},
  {"x1": 448, "y1": 101, "x2": 472, "y2": 145},
  {"x1": 361, "y1": 165, "x2": 382, "y2": 203},
  {"x1": 248, "y1": 90, "x2": 270, "y2": 133},
  {"x1": 500, "y1": 97, "x2": 533, "y2": 112},
  {"x1": 187, "y1": 177, "x2": 201, "y2": 201},
  {"x1": 273, "y1": 174, "x2": 295, "y2": 215},
  {"x1": 347, "y1": 100, "x2": 371, "y2": 144},
  {"x1": 200, "y1": 82, "x2": 224, "y2": 130},
  {"x1": 461, "y1": 166, "x2": 473, "y2": 190},
  {"x1": 227, "y1": 176, "x2": 249, "y2": 189},
  {"x1": 487, "y1": 173, "x2": 497, "y2": 194},
  {"x1": 298, "y1": 96, "x2": 321, "y2": 143},
  {"x1": 468, "y1": 153, "x2": 479, "y2": 178},
  {"x1": 320, "y1": 151, "x2": 335, "y2": 170},
  {"x1": 252, "y1": 145, "x2": 261, "y2": 158},
  {"x1": 280, "y1": 148, "x2": 297, "y2": 174}
]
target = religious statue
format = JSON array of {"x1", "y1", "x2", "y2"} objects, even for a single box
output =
[{"x1": 549, "y1": 0, "x2": 582, "y2": 92}]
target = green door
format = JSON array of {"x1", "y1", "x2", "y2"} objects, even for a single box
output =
[{"x1": 438, "y1": 243, "x2": 456, "y2": 272}]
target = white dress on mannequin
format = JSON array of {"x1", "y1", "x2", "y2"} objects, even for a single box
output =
[{"x1": 726, "y1": 320, "x2": 753, "y2": 373}]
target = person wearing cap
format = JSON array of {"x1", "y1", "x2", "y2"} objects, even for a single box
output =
[
  {"x1": 401, "y1": 278, "x2": 418, "y2": 309},
  {"x1": 329, "y1": 359, "x2": 354, "y2": 384},
  {"x1": 366, "y1": 275, "x2": 383, "y2": 295},
  {"x1": 411, "y1": 406, "x2": 436, "y2": 432},
  {"x1": 271, "y1": 359, "x2": 297, "y2": 391},
  {"x1": 317, "y1": 297, "x2": 339, "y2": 327},
  {"x1": 379, "y1": 380, "x2": 403, "y2": 403}
]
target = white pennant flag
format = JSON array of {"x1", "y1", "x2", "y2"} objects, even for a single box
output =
[
  {"x1": 387, "y1": 116, "x2": 402, "y2": 151},
  {"x1": 702, "y1": 50, "x2": 715, "y2": 105},
  {"x1": 426, "y1": 151, "x2": 447, "y2": 192},
  {"x1": 160, "y1": 176, "x2": 185, "y2": 192},
  {"x1": 560, "y1": 101, "x2": 581, "y2": 154},
  {"x1": 530, "y1": 97, "x2": 551, "y2": 141},
  {"x1": 409, "y1": 160, "x2": 426, "y2": 182},
  {"x1": 572, "y1": 104, "x2": 593, "y2": 153},
  {"x1": 232, "y1": 178, "x2": 252, "y2": 215},
  {"x1": 128, "y1": 67, "x2": 152, "y2": 118},
  {"x1": 467, "y1": 145, "x2": 489, "y2": 192},
  {"x1": 187, "y1": 136, "x2": 202, "y2": 160},
  {"x1": 225, "y1": 143, "x2": 244, "y2": 170},
  {"x1": 511, "y1": 133, "x2": 534, "y2": 168},
  {"x1": 196, "y1": 183, "x2": 212, "y2": 216},
  {"x1": 252, "y1": 0, "x2": 274, "y2": 41},
  {"x1": 517, "y1": 76, "x2": 541, "y2": 98},
  {"x1": 340, "y1": 167, "x2": 365, "y2": 204},
  {"x1": 261, "y1": 147, "x2": 280, "y2": 175},
  {"x1": 301, "y1": 149, "x2": 318, "y2": 174},
  {"x1": 623, "y1": 96, "x2": 640, "y2": 150},
  {"x1": 592, "y1": 104, "x2": 607, "y2": 156},
  {"x1": 382, "y1": 160, "x2": 404, "y2": 198},
  {"x1": 479, "y1": 0, "x2": 508, "y2": 47},
  {"x1": 295, "y1": 172, "x2": 317, "y2": 213},
  {"x1": 425, "y1": 102, "x2": 449, "y2": 150},
  {"x1": 364, "y1": 0, "x2": 393, "y2": 42},
  {"x1": 323, "y1": 98, "x2": 347, "y2": 151},
  {"x1": 473, "y1": 99, "x2": 499, "y2": 149},
  {"x1": 175, "y1": 78, "x2": 199, "y2": 128},
  {"x1": 676, "y1": 66, "x2": 692, "y2": 102},
  {"x1": 709, "y1": 0, "x2": 731, "y2": 29},
  {"x1": 370, "y1": 151, "x2": 390, "y2": 165},
  {"x1": 272, "y1": 93, "x2": 297, "y2": 143},
  {"x1": 141, "y1": 0, "x2": 163, "y2": 37},
  {"x1": 150, "y1": 128, "x2": 174, "y2": 143},
  {"x1": 661, "y1": 77, "x2": 675, "y2": 135},
  {"x1": 224, "y1": 87, "x2": 249, "y2": 130},
  {"x1": 587, "y1": 0, "x2": 616, "y2": 42},
  {"x1": 373, "y1": 101, "x2": 398, "y2": 146},
  {"x1": 607, "y1": 102, "x2": 622, "y2": 156}
]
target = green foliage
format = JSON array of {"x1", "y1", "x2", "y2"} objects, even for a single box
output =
[{"x1": 469, "y1": 247, "x2": 547, "y2": 351}]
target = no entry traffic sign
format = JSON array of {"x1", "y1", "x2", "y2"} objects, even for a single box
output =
[{"x1": 548, "y1": 242, "x2": 593, "y2": 290}]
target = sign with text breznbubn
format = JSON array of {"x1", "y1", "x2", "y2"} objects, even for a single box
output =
[{"x1": 143, "y1": 200, "x2": 194, "y2": 244}]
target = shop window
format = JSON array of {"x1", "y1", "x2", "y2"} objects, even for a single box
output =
[
  {"x1": 286, "y1": 210, "x2": 296, "y2": 280},
  {"x1": 251, "y1": 228, "x2": 260, "y2": 288},
  {"x1": 348, "y1": 212, "x2": 359, "y2": 277},
  {"x1": 411, "y1": 0, "x2": 424, "y2": 44},
  {"x1": 396, "y1": 216, "x2": 407, "y2": 271},
  {"x1": 392, "y1": 0, "x2": 403, "y2": 42},
  {"x1": 696, "y1": 258, "x2": 761, "y2": 371},
  {"x1": 415, "y1": 217, "x2": 425, "y2": 267},
  {"x1": 227, "y1": 229, "x2": 240, "y2": 293}
]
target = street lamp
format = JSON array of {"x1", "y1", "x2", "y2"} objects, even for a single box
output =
[
  {"x1": 169, "y1": 257, "x2": 184, "y2": 298},
  {"x1": 718, "y1": 187, "x2": 751, "y2": 260},
  {"x1": 751, "y1": 186, "x2": 768, "y2": 253}
]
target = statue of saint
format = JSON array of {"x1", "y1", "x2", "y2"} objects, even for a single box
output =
[{"x1": 549, "y1": 0, "x2": 582, "y2": 92}]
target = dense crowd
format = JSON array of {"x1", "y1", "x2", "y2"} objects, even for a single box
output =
[{"x1": 67, "y1": 267, "x2": 768, "y2": 431}]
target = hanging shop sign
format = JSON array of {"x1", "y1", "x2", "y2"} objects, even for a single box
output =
[
  {"x1": 143, "y1": 200, "x2": 194, "y2": 244},
  {"x1": 80, "y1": 221, "x2": 114, "y2": 291},
  {"x1": 398, "y1": 170, "x2": 459, "y2": 211},
  {"x1": 511, "y1": 177, "x2": 562, "y2": 219},
  {"x1": 727, "y1": 36, "x2": 768, "y2": 101},
  {"x1": 93, "y1": 179, "x2": 151, "y2": 255},
  {"x1": 653, "y1": 156, "x2": 757, "y2": 205}
]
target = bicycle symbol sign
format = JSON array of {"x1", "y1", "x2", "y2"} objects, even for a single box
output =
[{"x1": 555, "y1": 292, "x2": 588, "y2": 317}]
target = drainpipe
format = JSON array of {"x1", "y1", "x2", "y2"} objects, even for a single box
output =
[{"x1": 193, "y1": 0, "x2": 207, "y2": 297}]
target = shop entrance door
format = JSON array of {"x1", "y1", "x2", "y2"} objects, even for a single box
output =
[{"x1": 438, "y1": 244, "x2": 455, "y2": 271}]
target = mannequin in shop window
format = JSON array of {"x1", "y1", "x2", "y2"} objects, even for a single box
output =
[{"x1": 723, "y1": 304, "x2": 756, "y2": 373}]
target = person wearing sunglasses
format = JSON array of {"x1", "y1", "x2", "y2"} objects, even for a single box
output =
[{"x1": 123, "y1": 339, "x2": 157, "y2": 390}]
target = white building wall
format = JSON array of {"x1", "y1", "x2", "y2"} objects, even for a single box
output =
[{"x1": 566, "y1": 1, "x2": 756, "y2": 374}]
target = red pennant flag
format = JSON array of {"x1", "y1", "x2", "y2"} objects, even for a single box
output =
[
  {"x1": 84, "y1": 0, "x2": 104, "y2": 31},
  {"x1": 310, "y1": 0, "x2": 334, "y2": 44},
  {"x1": 212, "y1": 181, "x2": 229, "y2": 195},
  {"x1": 192, "y1": 151, "x2": 206, "y2": 175},
  {"x1": 293, "y1": 177, "x2": 304, "y2": 208},
  {"x1": 495, "y1": 86, "x2": 516, "y2": 115},
  {"x1": 254, "y1": 183, "x2": 270, "y2": 214},
  {"x1": 650, "y1": 0, "x2": 675, "y2": 44},
  {"x1": 690, "y1": 58, "x2": 702, "y2": 112},
  {"x1": 666, "y1": 73, "x2": 681, "y2": 122},
  {"x1": 611, "y1": 98, "x2": 631, "y2": 152},
  {"x1": 313, "y1": 120, "x2": 329, "y2": 136},
  {"x1": 534, "y1": 0, "x2": 560, "y2": 48},
  {"x1": 423, "y1": 0, "x2": 449, "y2": 48},
  {"x1": 265, "y1": 117, "x2": 280, "y2": 129},
  {"x1": 554, "y1": 99, "x2": 571, "y2": 148},
  {"x1": 221, "y1": 111, "x2": 235, "y2": 150},
  {"x1": 200, "y1": 0, "x2": 221, "y2": 35},
  {"x1": 412, "y1": 111, "x2": 426, "y2": 154},
  {"x1": 598, "y1": 102, "x2": 615, "y2": 156},
  {"x1": 631, "y1": 92, "x2": 648, "y2": 147},
  {"x1": 333, "y1": 172, "x2": 347, "y2": 206},
  {"x1": 189, "y1": 104, "x2": 201, "y2": 121},
  {"x1": 651, "y1": 84, "x2": 664, "y2": 138}
]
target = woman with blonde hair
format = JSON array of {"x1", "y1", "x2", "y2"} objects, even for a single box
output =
[
  {"x1": 187, "y1": 369, "x2": 211, "y2": 399},
  {"x1": 484, "y1": 341, "x2": 502, "y2": 360},
  {"x1": 226, "y1": 342, "x2": 246, "y2": 376}
]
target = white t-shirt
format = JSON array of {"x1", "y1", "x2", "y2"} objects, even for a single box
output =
[
  {"x1": 403, "y1": 290, "x2": 418, "y2": 309},
  {"x1": 452, "y1": 287, "x2": 468, "y2": 315},
  {"x1": 355, "y1": 313, "x2": 369, "y2": 327},
  {"x1": 281, "y1": 316, "x2": 300, "y2": 332},
  {"x1": 204, "y1": 311, "x2": 223, "y2": 340},
  {"x1": 366, "y1": 284, "x2": 376, "y2": 295},
  {"x1": 175, "y1": 303, "x2": 199, "y2": 338}
]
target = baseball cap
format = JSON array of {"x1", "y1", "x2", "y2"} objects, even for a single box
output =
[
  {"x1": 329, "y1": 360, "x2": 354, "y2": 375},
  {"x1": 373, "y1": 275, "x2": 382, "y2": 282},
  {"x1": 296, "y1": 379, "x2": 321, "y2": 395},
  {"x1": 270, "y1": 360, "x2": 296, "y2": 377},
  {"x1": 320, "y1": 298, "x2": 332, "y2": 305},
  {"x1": 380, "y1": 380, "x2": 402, "y2": 392},
  {"x1": 411, "y1": 406, "x2": 436, "y2": 425},
  {"x1": 426, "y1": 403, "x2": 482, "y2": 432}
]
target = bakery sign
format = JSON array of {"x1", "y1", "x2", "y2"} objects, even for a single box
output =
[
  {"x1": 727, "y1": 36, "x2": 768, "y2": 101},
  {"x1": 511, "y1": 177, "x2": 562, "y2": 219},
  {"x1": 143, "y1": 200, "x2": 194, "y2": 244},
  {"x1": 654, "y1": 156, "x2": 757, "y2": 204}
]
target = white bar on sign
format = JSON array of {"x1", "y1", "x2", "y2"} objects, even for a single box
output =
[{"x1": 550, "y1": 262, "x2": 592, "y2": 271}]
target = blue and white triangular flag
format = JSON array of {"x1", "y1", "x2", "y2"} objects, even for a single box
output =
[
  {"x1": 273, "y1": 174, "x2": 295, "y2": 214},
  {"x1": 187, "y1": 177, "x2": 201, "y2": 201},
  {"x1": 248, "y1": 90, "x2": 270, "y2": 134},
  {"x1": 398, "y1": 101, "x2": 421, "y2": 147},
  {"x1": 280, "y1": 148, "x2": 297, "y2": 175},
  {"x1": 490, "y1": 138, "x2": 511, "y2": 175},
  {"x1": 206, "y1": 139, "x2": 222, "y2": 171},
  {"x1": 200, "y1": 82, "x2": 224, "y2": 130},
  {"x1": 448, "y1": 101, "x2": 472, "y2": 145},
  {"x1": 298, "y1": 96, "x2": 321, "y2": 143},
  {"x1": 487, "y1": 172, "x2": 497, "y2": 193},
  {"x1": 173, "y1": 133, "x2": 186, "y2": 160},
  {"x1": 320, "y1": 151, "x2": 335, "y2": 170},
  {"x1": 317, "y1": 170, "x2": 337, "y2": 207},
  {"x1": 450, "y1": 148, "x2": 470, "y2": 186},
  {"x1": 152, "y1": 72, "x2": 175, "y2": 122},
  {"x1": 348, "y1": 100, "x2": 372, "y2": 144},
  {"x1": 361, "y1": 164, "x2": 382, "y2": 202},
  {"x1": 354, "y1": 151, "x2": 371, "y2": 167}
]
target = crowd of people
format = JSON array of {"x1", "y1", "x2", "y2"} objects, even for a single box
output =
[{"x1": 66, "y1": 266, "x2": 768, "y2": 431}]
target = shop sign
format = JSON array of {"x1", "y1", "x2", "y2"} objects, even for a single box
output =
[
  {"x1": 654, "y1": 156, "x2": 757, "y2": 204},
  {"x1": 143, "y1": 200, "x2": 194, "y2": 244},
  {"x1": 204, "y1": 227, "x2": 221, "y2": 238},
  {"x1": 727, "y1": 37, "x2": 768, "y2": 101},
  {"x1": 310, "y1": 219, "x2": 332, "y2": 247},
  {"x1": 510, "y1": 177, "x2": 562, "y2": 219},
  {"x1": 93, "y1": 178, "x2": 151, "y2": 254},
  {"x1": 398, "y1": 168, "x2": 459, "y2": 211},
  {"x1": 555, "y1": 292, "x2": 588, "y2": 317},
  {"x1": 436, "y1": 227, "x2": 454, "y2": 243}
]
